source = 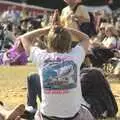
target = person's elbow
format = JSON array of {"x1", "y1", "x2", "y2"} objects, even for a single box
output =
[
  {"x1": 19, "y1": 36, "x2": 32, "y2": 56},
  {"x1": 81, "y1": 37, "x2": 90, "y2": 53}
]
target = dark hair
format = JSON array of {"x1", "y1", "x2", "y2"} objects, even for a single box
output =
[{"x1": 80, "y1": 67, "x2": 118, "y2": 118}]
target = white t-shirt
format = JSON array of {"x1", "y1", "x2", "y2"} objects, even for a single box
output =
[
  {"x1": 102, "y1": 37, "x2": 119, "y2": 49},
  {"x1": 30, "y1": 45, "x2": 85, "y2": 118}
]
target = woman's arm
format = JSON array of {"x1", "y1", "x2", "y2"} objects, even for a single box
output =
[
  {"x1": 65, "y1": 27, "x2": 89, "y2": 52},
  {"x1": 19, "y1": 26, "x2": 50, "y2": 56}
]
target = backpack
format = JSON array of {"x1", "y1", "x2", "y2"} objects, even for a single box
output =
[{"x1": 80, "y1": 68, "x2": 118, "y2": 119}]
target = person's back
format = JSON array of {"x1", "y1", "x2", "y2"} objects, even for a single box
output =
[
  {"x1": 30, "y1": 27, "x2": 85, "y2": 118},
  {"x1": 20, "y1": 22, "x2": 94, "y2": 119}
]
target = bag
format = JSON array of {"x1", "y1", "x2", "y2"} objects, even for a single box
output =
[
  {"x1": 3, "y1": 46, "x2": 28, "y2": 65},
  {"x1": 80, "y1": 68, "x2": 118, "y2": 118}
]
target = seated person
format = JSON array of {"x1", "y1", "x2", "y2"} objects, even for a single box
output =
[
  {"x1": 102, "y1": 25, "x2": 120, "y2": 50},
  {"x1": 87, "y1": 25, "x2": 120, "y2": 67},
  {"x1": 18, "y1": 22, "x2": 94, "y2": 120}
]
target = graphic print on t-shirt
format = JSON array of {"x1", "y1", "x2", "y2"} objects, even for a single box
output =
[{"x1": 42, "y1": 59, "x2": 77, "y2": 93}]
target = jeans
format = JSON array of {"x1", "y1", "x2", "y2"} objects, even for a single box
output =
[{"x1": 27, "y1": 73, "x2": 41, "y2": 109}]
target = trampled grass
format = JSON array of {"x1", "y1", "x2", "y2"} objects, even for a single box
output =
[{"x1": 0, "y1": 64, "x2": 120, "y2": 120}]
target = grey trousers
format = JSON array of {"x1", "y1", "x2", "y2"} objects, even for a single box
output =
[{"x1": 35, "y1": 105, "x2": 95, "y2": 120}]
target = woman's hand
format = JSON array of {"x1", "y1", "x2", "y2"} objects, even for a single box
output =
[{"x1": 51, "y1": 9, "x2": 61, "y2": 26}]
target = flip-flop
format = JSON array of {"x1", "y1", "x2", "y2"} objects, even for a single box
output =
[{"x1": 6, "y1": 104, "x2": 25, "y2": 120}]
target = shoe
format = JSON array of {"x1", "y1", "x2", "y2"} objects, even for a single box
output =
[
  {"x1": 6, "y1": 104, "x2": 25, "y2": 120},
  {"x1": 25, "y1": 106, "x2": 37, "y2": 113}
]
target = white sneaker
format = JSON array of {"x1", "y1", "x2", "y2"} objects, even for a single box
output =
[{"x1": 25, "y1": 106, "x2": 37, "y2": 113}]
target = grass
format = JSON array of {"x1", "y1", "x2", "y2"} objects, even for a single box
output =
[
  {"x1": 0, "y1": 64, "x2": 120, "y2": 120},
  {"x1": 0, "y1": 64, "x2": 36, "y2": 108}
]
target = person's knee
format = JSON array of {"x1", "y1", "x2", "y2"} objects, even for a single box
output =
[{"x1": 27, "y1": 73, "x2": 39, "y2": 84}]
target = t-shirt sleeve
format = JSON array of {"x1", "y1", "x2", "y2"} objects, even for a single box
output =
[
  {"x1": 30, "y1": 46, "x2": 47, "y2": 65},
  {"x1": 71, "y1": 45, "x2": 86, "y2": 64}
]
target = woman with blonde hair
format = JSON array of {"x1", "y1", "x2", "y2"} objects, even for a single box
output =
[
  {"x1": 87, "y1": 24, "x2": 119, "y2": 67},
  {"x1": 102, "y1": 25, "x2": 120, "y2": 77},
  {"x1": 102, "y1": 24, "x2": 120, "y2": 50}
]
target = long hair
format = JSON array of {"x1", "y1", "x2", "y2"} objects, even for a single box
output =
[
  {"x1": 105, "y1": 24, "x2": 119, "y2": 39},
  {"x1": 47, "y1": 26, "x2": 72, "y2": 53},
  {"x1": 80, "y1": 67, "x2": 118, "y2": 118}
]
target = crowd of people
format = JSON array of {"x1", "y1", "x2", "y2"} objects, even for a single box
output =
[{"x1": 0, "y1": 0, "x2": 120, "y2": 119}]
